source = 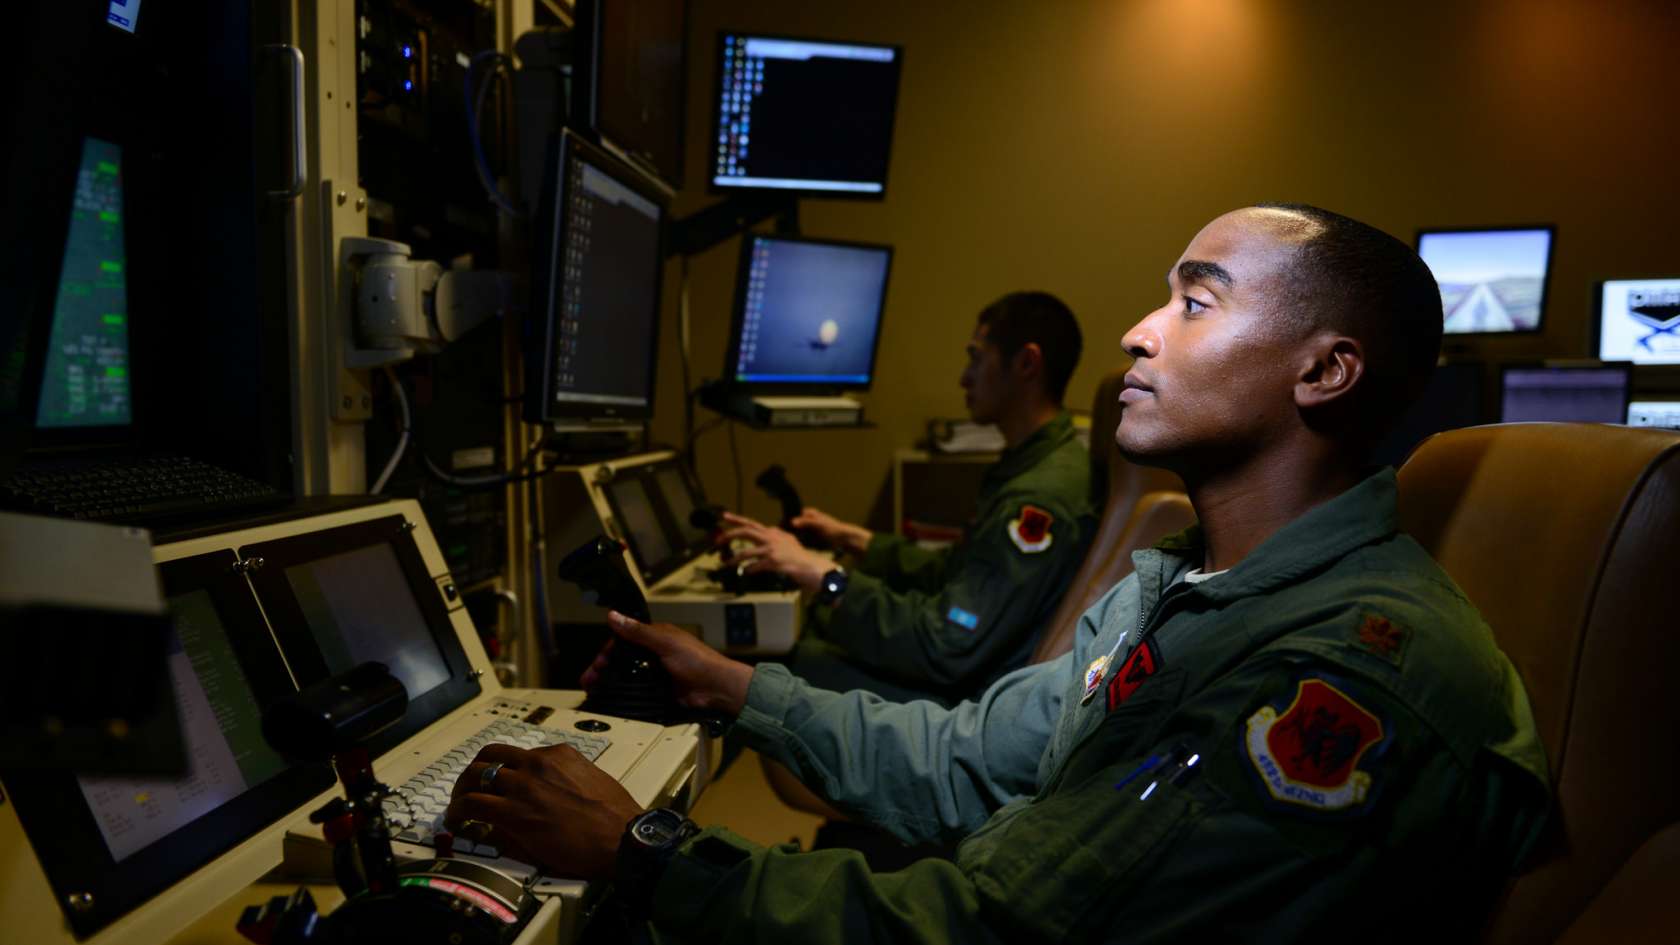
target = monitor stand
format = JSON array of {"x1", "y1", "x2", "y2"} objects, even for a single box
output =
[{"x1": 699, "y1": 381, "x2": 863, "y2": 429}]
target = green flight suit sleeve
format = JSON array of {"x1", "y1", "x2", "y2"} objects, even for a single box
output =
[
  {"x1": 733, "y1": 658, "x2": 1068, "y2": 846},
  {"x1": 855, "y1": 532, "x2": 951, "y2": 594},
  {"x1": 658, "y1": 650, "x2": 1546, "y2": 944},
  {"x1": 821, "y1": 492, "x2": 1085, "y2": 690}
]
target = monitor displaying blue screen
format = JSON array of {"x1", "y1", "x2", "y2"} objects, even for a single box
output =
[
  {"x1": 1417, "y1": 227, "x2": 1554, "y2": 335},
  {"x1": 1500, "y1": 365, "x2": 1630, "y2": 423},
  {"x1": 728, "y1": 236, "x2": 892, "y2": 387},
  {"x1": 1596, "y1": 279, "x2": 1680, "y2": 365}
]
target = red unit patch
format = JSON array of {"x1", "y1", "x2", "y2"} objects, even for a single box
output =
[
  {"x1": 1106, "y1": 638, "x2": 1162, "y2": 711},
  {"x1": 1007, "y1": 505, "x2": 1055, "y2": 554},
  {"x1": 1244, "y1": 678, "x2": 1385, "y2": 811}
]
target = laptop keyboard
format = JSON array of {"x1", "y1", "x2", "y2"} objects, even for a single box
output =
[
  {"x1": 2, "y1": 454, "x2": 284, "y2": 525},
  {"x1": 384, "y1": 717, "x2": 611, "y2": 856}
]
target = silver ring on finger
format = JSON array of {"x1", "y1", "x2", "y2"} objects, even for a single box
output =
[{"x1": 480, "y1": 762, "x2": 504, "y2": 790}]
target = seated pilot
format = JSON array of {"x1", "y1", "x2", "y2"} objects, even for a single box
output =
[
  {"x1": 446, "y1": 204, "x2": 1551, "y2": 943},
  {"x1": 721, "y1": 291, "x2": 1096, "y2": 705}
]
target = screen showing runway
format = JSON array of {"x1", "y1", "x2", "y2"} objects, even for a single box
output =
[{"x1": 1418, "y1": 228, "x2": 1553, "y2": 335}]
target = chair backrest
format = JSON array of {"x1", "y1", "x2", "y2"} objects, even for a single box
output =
[
  {"x1": 1030, "y1": 369, "x2": 1189, "y2": 664},
  {"x1": 1395, "y1": 422, "x2": 1680, "y2": 944}
]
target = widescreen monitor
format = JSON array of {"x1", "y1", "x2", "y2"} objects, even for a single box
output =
[
  {"x1": 1416, "y1": 226, "x2": 1555, "y2": 336},
  {"x1": 524, "y1": 130, "x2": 665, "y2": 427},
  {"x1": 1626, "y1": 400, "x2": 1680, "y2": 430},
  {"x1": 572, "y1": 0, "x2": 688, "y2": 190},
  {"x1": 1595, "y1": 278, "x2": 1680, "y2": 365},
  {"x1": 709, "y1": 32, "x2": 903, "y2": 198},
  {"x1": 725, "y1": 235, "x2": 892, "y2": 389},
  {"x1": 1499, "y1": 364, "x2": 1631, "y2": 423}
]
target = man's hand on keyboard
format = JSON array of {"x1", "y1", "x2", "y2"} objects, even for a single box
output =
[
  {"x1": 444, "y1": 742, "x2": 640, "y2": 880},
  {"x1": 583, "y1": 610, "x2": 754, "y2": 717}
]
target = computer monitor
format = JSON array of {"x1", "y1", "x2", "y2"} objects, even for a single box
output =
[
  {"x1": 725, "y1": 235, "x2": 892, "y2": 389},
  {"x1": 34, "y1": 135, "x2": 132, "y2": 432},
  {"x1": 571, "y1": 0, "x2": 689, "y2": 190},
  {"x1": 1416, "y1": 226, "x2": 1555, "y2": 336},
  {"x1": 601, "y1": 457, "x2": 711, "y2": 583},
  {"x1": 1371, "y1": 361, "x2": 1486, "y2": 467},
  {"x1": 708, "y1": 32, "x2": 903, "y2": 198},
  {"x1": 524, "y1": 130, "x2": 666, "y2": 428},
  {"x1": 1499, "y1": 363, "x2": 1632, "y2": 423},
  {"x1": 1627, "y1": 400, "x2": 1680, "y2": 430},
  {"x1": 1594, "y1": 278, "x2": 1680, "y2": 365},
  {"x1": 3, "y1": 550, "x2": 332, "y2": 939}
]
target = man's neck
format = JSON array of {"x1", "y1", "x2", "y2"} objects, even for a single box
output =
[
  {"x1": 1183, "y1": 449, "x2": 1363, "y2": 573},
  {"x1": 995, "y1": 400, "x2": 1061, "y2": 450}
]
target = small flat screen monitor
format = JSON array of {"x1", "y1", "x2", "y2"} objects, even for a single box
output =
[
  {"x1": 1499, "y1": 364, "x2": 1632, "y2": 423},
  {"x1": 600, "y1": 457, "x2": 711, "y2": 584},
  {"x1": 35, "y1": 136, "x2": 132, "y2": 432},
  {"x1": 726, "y1": 235, "x2": 892, "y2": 389},
  {"x1": 573, "y1": 0, "x2": 688, "y2": 190},
  {"x1": 1627, "y1": 400, "x2": 1680, "y2": 430},
  {"x1": 1372, "y1": 361, "x2": 1486, "y2": 467},
  {"x1": 605, "y1": 475, "x2": 676, "y2": 581},
  {"x1": 524, "y1": 130, "x2": 666, "y2": 427},
  {"x1": 1594, "y1": 278, "x2": 1680, "y2": 365},
  {"x1": 709, "y1": 32, "x2": 903, "y2": 198},
  {"x1": 1416, "y1": 226, "x2": 1555, "y2": 336}
]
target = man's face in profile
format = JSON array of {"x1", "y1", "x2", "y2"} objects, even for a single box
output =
[
  {"x1": 1115, "y1": 208, "x2": 1311, "y2": 470},
  {"x1": 960, "y1": 322, "x2": 1008, "y2": 425}
]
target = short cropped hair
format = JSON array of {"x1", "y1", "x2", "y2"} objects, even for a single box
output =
[
  {"x1": 976, "y1": 291, "x2": 1084, "y2": 405},
  {"x1": 1256, "y1": 204, "x2": 1444, "y2": 442}
]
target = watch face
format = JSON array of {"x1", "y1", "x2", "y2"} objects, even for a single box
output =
[{"x1": 634, "y1": 809, "x2": 683, "y2": 846}]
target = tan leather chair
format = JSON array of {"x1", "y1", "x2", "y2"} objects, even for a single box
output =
[{"x1": 1395, "y1": 422, "x2": 1680, "y2": 943}]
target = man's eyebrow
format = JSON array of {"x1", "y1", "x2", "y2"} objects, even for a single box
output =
[{"x1": 1172, "y1": 260, "x2": 1235, "y2": 291}]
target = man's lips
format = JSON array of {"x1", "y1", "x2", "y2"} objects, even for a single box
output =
[{"x1": 1119, "y1": 372, "x2": 1154, "y2": 404}]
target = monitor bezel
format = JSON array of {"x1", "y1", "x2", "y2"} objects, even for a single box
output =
[
  {"x1": 1591, "y1": 277, "x2": 1680, "y2": 366},
  {"x1": 722, "y1": 233, "x2": 894, "y2": 392},
  {"x1": 0, "y1": 548, "x2": 334, "y2": 940},
  {"x1": 523, "y1": 128, "x2": 668, "y2": 426},
  {"x1": 1415, "y1": 224, "x2": 1557, "y2": 339},
  {"x1": 1626, "y1": 398, "x2": 1680, "y2": 429},
  {"x1": 1496, "y1": 360, "x2": 1634, "y2": 424},
  {"x1": 571, "y1": 0, "x2": 691, "y2": 193},
  {"x1": 705, "y1": 30, "x2": 905, "y2": 201},
  {"x1": 238, "y1": 514, "x2": 482, "y2": 759}
]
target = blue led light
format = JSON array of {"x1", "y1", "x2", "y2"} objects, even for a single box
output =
[
  {"x1": 401, "y1": 44, "x2": 412, "y2": 59},
  {"x1": 403, "y1": 79, "x2": 413, "y2": 91}
]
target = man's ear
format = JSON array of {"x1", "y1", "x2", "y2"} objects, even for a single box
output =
[
  {"x1": 1294, "y1": 334, "x2": 1364, "y2": 409},
  {"x1": 1013, "y1": 342, "x2": 1045, "y2": 386}
]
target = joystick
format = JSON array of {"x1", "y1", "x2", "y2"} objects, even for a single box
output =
[
  {"x1": 556, "y1": 536, "x2": 676, "y2": 722},
  {"x1": 755, "y1": 464, "x2": 828, "y2": 549}
]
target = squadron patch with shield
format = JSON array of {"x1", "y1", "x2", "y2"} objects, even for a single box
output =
[
  {"x1": 1007, "y1": 505, "x2": 1054, "y2": 554},
  {"x1": 1244, "y1": 677, "x2": 1385, "y2": 812}
]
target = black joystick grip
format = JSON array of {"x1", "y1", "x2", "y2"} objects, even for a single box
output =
[
  {"x1": 556, "y1": 536, "x2": 672, "y2": 722},
  {"x1": 755, "y1": 464, "x2": 827, "y2": 550}
]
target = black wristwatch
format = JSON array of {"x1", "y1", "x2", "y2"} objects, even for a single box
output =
[
  {"x1": 615, "y1": 807, "x2": 700, "y2": 918},
  {"x1": 816, "y1": 565, "x2": 848, "y2": 606}
]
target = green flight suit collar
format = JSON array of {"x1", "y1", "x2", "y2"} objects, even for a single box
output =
[
  {"x1": 1138, "y1": 466, "x2": 1399, "y2": 604},
  {"x1": 984, "y1": 412, "x2": 1077, "y2": 486}
]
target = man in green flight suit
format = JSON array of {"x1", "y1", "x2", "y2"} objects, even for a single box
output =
[
  {"x1": 446, "y1": 204, "x2": 1552, "y2": 942},
  {"x1": 718, "y1": 291, "x2": 1096, "y2": 705}
]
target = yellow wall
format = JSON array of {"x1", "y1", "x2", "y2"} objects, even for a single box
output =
[{"x1": 652, "y1": 0, "x2": 1680, "y2": 527}]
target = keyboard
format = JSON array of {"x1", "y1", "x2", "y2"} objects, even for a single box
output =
[
  {"x1": 2, "y1": 454, "x2": 285, "y2": 525},
  {"x1": 383, "y1": 717, "x2": 612, "y2": 856}
]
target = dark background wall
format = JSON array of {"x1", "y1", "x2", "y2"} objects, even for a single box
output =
[{"x1": 651, "y1": 0, "x2": 1680, "y2": 526}]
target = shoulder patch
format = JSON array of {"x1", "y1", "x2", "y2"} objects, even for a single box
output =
[
  {"x1": 1244, "y1": 677, "x2": 1386, "y2": 812},
  {"x1": 1354, "y1": 614, "x2": 1408, "y2": 666},
  {"x1": 945, "y1": 605, "x2": 980, "y2": 632},
  {"x1": 1007, "y1": 504, "x2": 1055, "y2": 554}
]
